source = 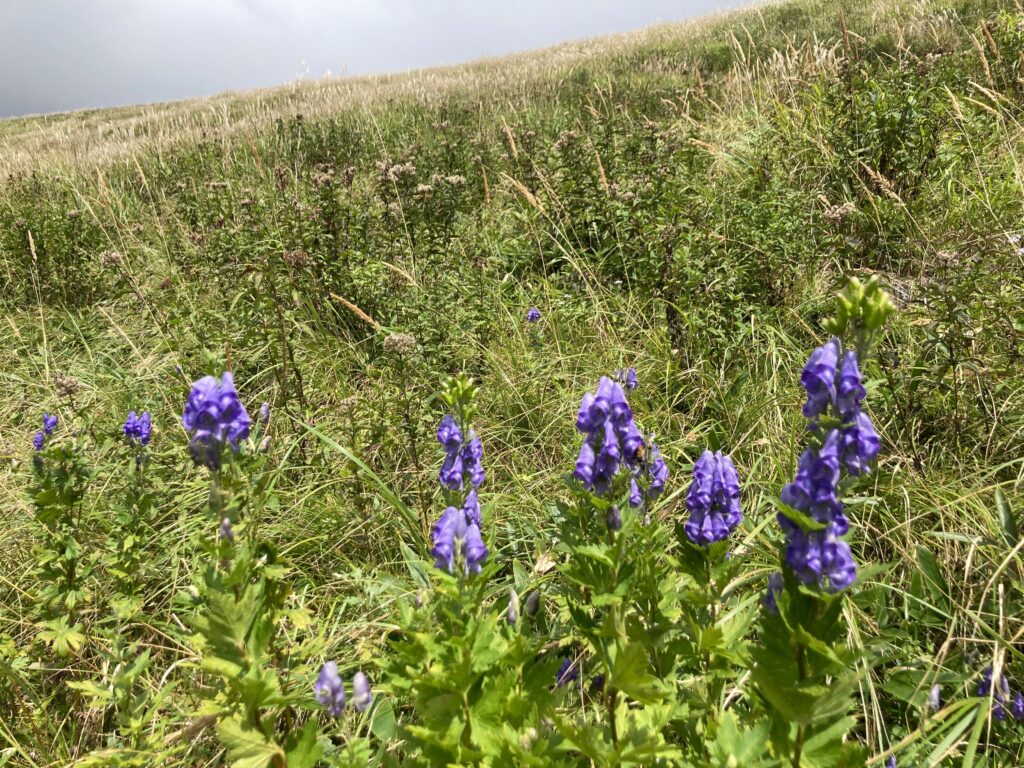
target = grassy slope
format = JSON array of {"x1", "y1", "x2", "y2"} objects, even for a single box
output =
[{"x1": 2, "y1": 0, "x2": 1024, "y2": 763}]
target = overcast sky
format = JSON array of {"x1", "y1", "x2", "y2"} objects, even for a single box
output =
[{"x1": 0, "y1": 0, "x2": 737, "y2": 119}]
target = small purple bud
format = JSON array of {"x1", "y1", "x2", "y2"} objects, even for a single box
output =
[
  {"x1": 525, "y1": 589, "x2": 541, "y2": 617},
  {"x1": 606, "y1": 505, "x2": 622, "y2": 532},
  {"x1": 259, "y1": 402, "x2": 271, "y2": 424},
  {"x1": 32, "y1": 431, "x2": 45, "y2": 451},
  {"x1": 526, "y1": 307, "x2": 541, "y2": 323},
  {"x1": 352, "y1": 671, "x2": 373, "y2": 713},
  {"x1": 928, "y1": 684, "x2": 941, "y2": 711},
  {"x1": 218, "y1": 517, "x2": 234, "y2": 541},
  {"x1": 506, "y1": 589, "x2": 520, "y2": 625}
]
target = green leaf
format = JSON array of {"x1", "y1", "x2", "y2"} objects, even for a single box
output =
[
  {"x1": 370, "y1": 696, "x2": 397, "y2": 741},
  {"x1": 283, "y1": 720, "x2": 323, "y2": 768},
  {"x1": 916, "y1": 545, "x2": 950, "y2": 613},
  {"x1": 996, "y1": 489, "x2": 1018, "y2": 546},
  {"x1": 610, "y1": 642, "x2": 665, "y2": 705},
  {"x1": 216, "y1": 716, "x2": 285, "y2": 768}
]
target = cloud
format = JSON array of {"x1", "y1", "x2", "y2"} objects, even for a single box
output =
[{"x1": 0, "y1": 0, "x2": 733, "y2": 118}]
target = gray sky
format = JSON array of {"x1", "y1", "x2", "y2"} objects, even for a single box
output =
[{"x1": 0, "y1": 0, "x2": 734, "y2": 119}]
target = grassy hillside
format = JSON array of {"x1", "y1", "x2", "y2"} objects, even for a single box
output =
[{"x1": 2, "y1": 0, "x2": 1024, "y2": 764}]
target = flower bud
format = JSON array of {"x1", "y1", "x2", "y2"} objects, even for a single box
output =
[
  {"x1": 606, "y1": 505, "x2": 622, "y2": 532},
  {"x1": 506, "y1": 589, "x2": 520, "y2": 625},
  {"x1": 524, "y1": 589, "x2": 541, "y2": 618},
  {"x1": 928, "y1": 684, "x2": 941, "y2": 711}
]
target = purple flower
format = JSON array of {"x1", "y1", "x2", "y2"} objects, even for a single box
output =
[
  {"x1": 840, "y1": 412, "x2": 880, "y2": 476},
  {"x1": 628, "y1": 478, "x2": 642, "y2": 508},
  {"x1": 763, "y1": 572, "x2": 784, "y2": 614},
  {"x1": 526, "y1": 307, "x2": 541, "y2": 323},
  {"x1": 801, "y1": 338, "x2": 840, "y2": 419},
  {"x1": 218, "y1": 517, "x2": 234, "y2": 541},
  {"x1": 780, "y1": 432, "x2": 844, "y2": 529},
  {"x1": 182, "y1": 372, "x2": 251, "y2": 468},
  {"x1": 463, "y1": 523, "x2": 488, "y2": 574},
  {"x1": 647, "y1": 441, "x2": 668, "y2": 498},
  {"x1": 836, "y1": 350, "x2": 866, "y2": 421},
  {"x1": 463, "y1": 489, "x2": 481, "y2": 526},
  {"x1": 781, "y1": 527, "x2": 857, "y2": 591},
  {"x1": 685, "y1": 450, "x2": 742, "y2": 545},
  {"x1": 42, "y1": 413, "x2": 58, "y2": 434},
  {"x1": 439, "y1": 449, "x2": 464, "y2": 490},
  {"x1": 556, "y1": 657, "x2": 579, "y2": 687},
  {"x1": 352, "y1": 671, "x2": 373, "y2": 713},
  {"x1": 463, "y1": 432, "x2": 485, "y2": 488},
  {"x1": 123, "y1": 410, "x2": 152, "y2": 446},
  {"x1": 430, "y1": 506, "x2": 488, "y2": 574},
  {"x1": 574, "y1": 441, "x2": 595, "y2": 486},
  {"x1": 1012, "y1": 690, "x2": 1024, "y2": 721},
  {"x1": 979, "y1": 667, "x2": 1011, "y2": 720},
  {"x1": 436, "y1": 414, "x2": 462, "y2": 453},
  {"x1": 615, "y1": 367, "x2": 638, "y2": 391},
  {"x1": 314, "y1": 661, "x2": 346, "y2": 717},
  {"x1": 32, "y1": 431, "x2": 45, "y2": 451},
  {"x1": 885, "y1": 756, "x2": 896, "y2": 768},
  {"x1": 259, "y1": 402, "x2": 271, "y2": 424}
]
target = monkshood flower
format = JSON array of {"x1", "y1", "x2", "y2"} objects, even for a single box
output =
[
  {"x1": 763, "y1": 572, "x2": 784, "y2": 615},
  {"x1": 352, "y1": 671, "x2": 373, "y2": 713},
  {"x1": 1013, "y1": 691, "x2": 1024, "y2": 721},
  {"x1": 840, "y1": 412, "x2": 880, "y2": 476},
  {"x1": 315, "y1": 661, "x2": 346, "y2": 717},
  {"x1": 526, "y1": 307, "x2": 541, "y2": 322},
  {"x1": 885, "y1": 756, "x2": 896, "y2": 768},
  {"x1": 33, "y1": 413, "x2": 59, "y2": 451},
  {"x1": 780, "y1": 432, "x2": 847, "y2": 532},
  {"x1": 684, "y1": 450, "x2": 742, "y2": 546},
  {"x1": 778, "y1": 527, "x2": 857, "y2": 591},
  {"x1": 259, "y1": 402, "x2": 271, "y2": 425},
  {"x1": 556, "y1": 658, "x2": 579, "y2": 687},
  {"x1": 182, "y1": 372, "x2": 251, "y2": 469},
  {"x1": 430, "y1": 506, "x2": 488, "y2": 574},
  {"x1": 123, "y1": 410, "x2": 152, "y2": 446},
  {"x1": 835, "y1": 350, "x2": 866, "y2": 421},
  {"x1": 979, "y1": 667, "x2": 1012, "y2": 720},
  {"x1": 801, "y1": 338, "x2": 840, "y2": 419},
  {"x1": 615, "y1": 367, "x2": 638, "y2": 391}
]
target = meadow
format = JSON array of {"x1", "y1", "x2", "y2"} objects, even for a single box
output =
[{"x1": 2, "y1": 0, "x2": 1024, "y2": 764}]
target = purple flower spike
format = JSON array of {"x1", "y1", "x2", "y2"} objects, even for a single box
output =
[
  {"x1": 352, "y1": 671, "x2": 373, "y2": 713},
  {"x1": 800, "y1": 338, "x2": 840, "y2": 419},
  {"x1": 684, "y1": 450, "x2": 742, "y2": 546},
  {"x1": 182, "y1": 372, "x2": 251, "y2": 468},
  {"x1": 32, "y1": 431, "x2": 45, "y2": 451},
  {"x1": 526, "y1": 307, "x2": 541, "y2": 323},
  {"x1": 314, "y1": 661, "x2": 346, "y2": 717},
  {"x1": 124, "y1": 410, "x2": 153, "y2": 446}
]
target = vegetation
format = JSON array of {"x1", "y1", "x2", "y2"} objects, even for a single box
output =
[{"x1": 2, "y1": 0, "x2": 1024, "y2": 764}]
